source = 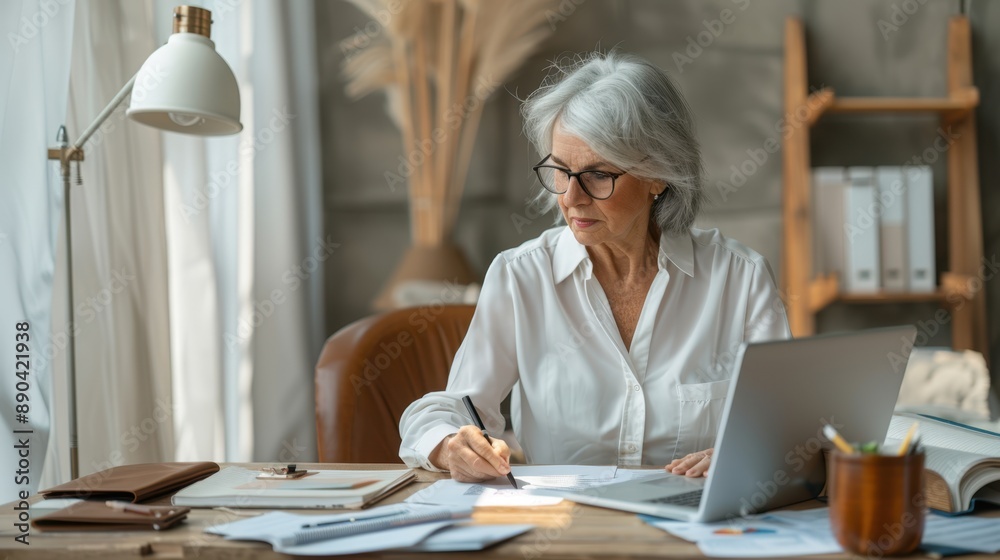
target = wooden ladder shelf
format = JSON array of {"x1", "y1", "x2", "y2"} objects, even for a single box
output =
[{"x1": 780, "y1": 16, "x2": 988, "y2": 361}]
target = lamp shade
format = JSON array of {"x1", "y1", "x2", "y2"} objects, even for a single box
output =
[{"x1": 126, "y1": 32, "x2": 242, "y2": 136}]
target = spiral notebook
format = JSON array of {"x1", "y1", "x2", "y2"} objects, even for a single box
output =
[{"x1": 172, "y1": 467, "x2": 415, "y2": 509}]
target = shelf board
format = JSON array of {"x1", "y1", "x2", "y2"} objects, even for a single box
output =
[
  {"x1": 838, "y1": 290, "x2": 949, "y2": 304},
  {"x1": 825, "y1": 87, "x2": 978, "y2": 117}
]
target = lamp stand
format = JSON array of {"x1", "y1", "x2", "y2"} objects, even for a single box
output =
[{"x1": 47, "y1": 75, "x2": 137, "y2": 480}]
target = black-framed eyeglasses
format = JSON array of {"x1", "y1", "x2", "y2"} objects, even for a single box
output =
[{"x1": 532, "y1": 154, "x2": 629, "y2": 200}]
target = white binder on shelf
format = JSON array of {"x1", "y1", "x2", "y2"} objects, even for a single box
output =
[
  {"x1": 812, "y1": 167, "x2": 848, "y2": 282},
  {"x1": 905, "y1": 166, "x2": 936, "y2": 293},
  {"x1": 875, "y1": 167, "x2": 907, "y2": 291},
  {"x1": 844, "y1": 167, "x2": 880, "y2": 293}
]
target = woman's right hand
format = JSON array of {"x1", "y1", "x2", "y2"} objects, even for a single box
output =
[{"x1": 428, "y1": 425, "x2": 512, "y2": 482}]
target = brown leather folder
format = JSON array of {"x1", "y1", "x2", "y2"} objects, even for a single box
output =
[
  {"x1": 32, "y1": 501, "x2": 190, "y2": 531},
  {"x1": 40, "y1": 462, "x2": 219, "y2": 503}
]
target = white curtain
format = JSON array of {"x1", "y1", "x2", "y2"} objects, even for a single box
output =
[
  {"x1": 46, "y1": 0, "x2": 175, "y2": 486},
  {"x1": 0, "y1": 0, "x2": 324, "y2": 500},
  {"x1": 0, "y1": 0, "x2": 76, "y2": 502},
  {"x1": 160, "y1": 0, "x2": 324, "y2": 464}
]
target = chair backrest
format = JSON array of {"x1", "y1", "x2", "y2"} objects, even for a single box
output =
[{"x1": 315, "y1": 305, "x2": 476, "y2": 463}]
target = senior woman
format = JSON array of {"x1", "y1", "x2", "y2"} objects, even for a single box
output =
[{"x1": 399, "y1": 51, "x2": 790, "y2": 482}]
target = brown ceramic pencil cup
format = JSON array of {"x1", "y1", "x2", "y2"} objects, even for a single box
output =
[{"x1": 828, "y1": 451, "x2": 926, "y2": 556}]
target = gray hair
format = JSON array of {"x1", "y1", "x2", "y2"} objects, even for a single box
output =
[{"x1": 521, "y1": 51, "x2": 703, "y2": 235}]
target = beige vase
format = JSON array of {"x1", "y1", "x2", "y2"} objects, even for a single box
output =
[{"x1": 372, "y1": 243, "x2": 478, "y2": 310}]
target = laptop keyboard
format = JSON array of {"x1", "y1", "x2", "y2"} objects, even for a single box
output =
[{"x1": 646, "y1": 489, "x2": 704, "y2": 508}]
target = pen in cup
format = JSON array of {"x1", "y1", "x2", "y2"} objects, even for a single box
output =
[{"x1": 461, "y1": 395, "x2": 518, "y2": 489}]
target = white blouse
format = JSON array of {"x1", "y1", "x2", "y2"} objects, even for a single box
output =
[{"x1": 399, "y1": 226, "x2": 791, "y2": 470}]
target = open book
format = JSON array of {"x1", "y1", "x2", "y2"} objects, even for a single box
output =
[
  {"x1": 888, "y1": 413, "x2": 1000, "y2": 513},
  {"x1": 172, "y1": 467, "x2": 415, "y2": 509}
]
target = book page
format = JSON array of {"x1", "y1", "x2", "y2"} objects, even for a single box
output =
[
  {"x1": 890, "y1": 414, "x2": 1000, "y2": 508},
  {"x1": 888, "y1": 414, "x2": 1000, "y2": 458}
]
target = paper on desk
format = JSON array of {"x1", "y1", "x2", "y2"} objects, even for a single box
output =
[
  {"x1": 206, "y1": 505, "x2": 533, "y2": 556},
  {"x1": 205, "y1": 503, "x2": 417, "y2": 538},
  {"x1": 406, "y1": 465, "x2": 623, "y2": 508},
  {"x1": 512, "y1": 465, "x2": 618, "y2": 491},
  {"x1": 283, "y1": 520, "x2": 456, "y2": 555},
  {"x1": 406, "y1": 480, "x2": 564, "y2": 507},
  {"x1": 400, "y1": 524, "x2": 534, "y2": 552},
  {"x1": 283, "y1": 522, "x2": 533, "y2": 555},
  {"x1": 644, "y1": 508, "x2": 841, "y2": 558},
  {"x1": 923, "y1": 514, "x2": 1000, "y2": 553}
]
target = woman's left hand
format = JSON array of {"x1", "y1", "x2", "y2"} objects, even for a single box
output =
[{"x1": 665, "y1": 448, "x2": 713, "y2": 477}]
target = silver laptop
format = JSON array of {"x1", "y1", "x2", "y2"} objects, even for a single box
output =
[{"x1": 562, "y1": 326, "x2": 918, "y2": 522}]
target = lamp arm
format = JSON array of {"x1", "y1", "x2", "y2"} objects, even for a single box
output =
[{"x1": 67, "y1": 74, "x2": 137, "y2": 155}]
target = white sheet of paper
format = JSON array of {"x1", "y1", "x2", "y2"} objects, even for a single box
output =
[
  {"x1": 206, "y1": 505, "x2": 532, "y2": 556},
  {"x1": 401, "y1": 524, "x2": 535, "y2": 552},
  {"x1": 405, "y1": 479, "x2": 564, "y2": 507},
  {"x1": 645, "y1": 508, "x2": 842, "y2": 558},
  {"x1": 510, "y1": 465, "x2": 618, "y2": 491},
  {"x1": 281, "y1": 520, "x2": 456, "y2": 556},
  {"x1": 923, "y1": 514, "x2": 1000, "y2": 553}
]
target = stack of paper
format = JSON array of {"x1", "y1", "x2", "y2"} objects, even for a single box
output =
[{"x1": 206, "y1": 503, "x2": 533, "y2": 556}]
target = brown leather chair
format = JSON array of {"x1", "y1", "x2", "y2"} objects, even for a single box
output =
[{"x1": 315, "y1": 305, "x2": 476, "y2": 463}]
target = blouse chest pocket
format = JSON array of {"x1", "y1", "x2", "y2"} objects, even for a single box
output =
[{"x1": 672, "y1": 379, "x2": 731, "y2": 459}]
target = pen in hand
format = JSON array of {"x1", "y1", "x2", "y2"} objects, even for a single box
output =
[{"x1": 461, "y1": 395, "x2": 518, "y2": 489}]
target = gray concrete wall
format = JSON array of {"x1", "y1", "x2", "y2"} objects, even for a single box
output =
[{"x1": 315, "y1": 0, "x2": 999, "y2": 394}]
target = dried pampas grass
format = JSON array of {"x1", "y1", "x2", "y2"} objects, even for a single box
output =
[{"x1": 341, "y1": 0, "x2": 560, "y2": 246}]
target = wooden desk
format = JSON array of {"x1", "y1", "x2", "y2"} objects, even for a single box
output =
[{"x1": 0, "y1": 463, "x2": 988, "y2": 559}]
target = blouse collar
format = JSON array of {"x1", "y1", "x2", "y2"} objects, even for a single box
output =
[{"x1": 552, "y1": 225, "x2": 695, "y2": 284}]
